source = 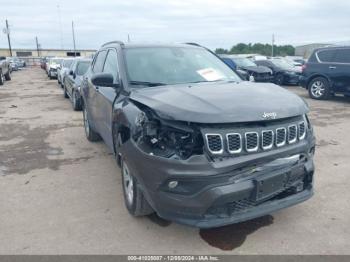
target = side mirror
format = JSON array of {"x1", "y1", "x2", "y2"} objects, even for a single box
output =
[
  {"x1": 91, "y1": 73, "x2": 120, "y2": 88},
  {"x1": 69, "y1": 70, "x2": 73, "y2": 76}
]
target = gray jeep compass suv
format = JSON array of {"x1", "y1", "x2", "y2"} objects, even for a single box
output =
[{"x1": 81, "y1": 41, "x2": 315, "y2": 228}]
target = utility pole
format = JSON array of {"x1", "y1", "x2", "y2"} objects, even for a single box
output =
[
  {"x1": 35, "y1": 36, "x2": 40, "y2": 57},
  {"x1": 5, "y1": 20, "x2": 12, "y2": 57},
  {"x1": 271, "y1": 34, "x2": 275, "y2": 57},
  {"x1": 72, "y1": 21, "x2": 76, "y2": 57}
]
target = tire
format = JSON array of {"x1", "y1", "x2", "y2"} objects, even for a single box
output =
[
  {"x1": 4, "y1": 70, "x2": 11, "y2": 81},
  {"x1": 274, "y1": 74, "x2": 284, "y2": 85},
  {"x1": 120, "y1": 154, "x2": 154, "y2": 217},
  {"x1": 308, "y1": 77, "x2": 330, "y2": 100},
  {"x1": 72, "y1": 90, "x2": 82, "y2": 111},
  {"x1": 0, "y1": 71, "x2": 4, "y2": 85},
  {"x1": 82, "y1": 104, "x2": 101, "y2": 142},
  {"x1": 63, "y1": 86, "x2": 69, "y2": 98}
]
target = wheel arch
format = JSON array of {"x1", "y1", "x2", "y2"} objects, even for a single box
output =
[{"x1": 306, "y1": 74, "x2": 332, "y2": 90}]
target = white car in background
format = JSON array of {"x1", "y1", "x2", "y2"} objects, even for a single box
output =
[
  {"x1": 46, "y1": 58, "x2": 63, "y2": 79},
  {"x1": 57, "y1": 58, "x2": 74, "y2": 87}
]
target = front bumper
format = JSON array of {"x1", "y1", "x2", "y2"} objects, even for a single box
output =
[
  {"x1": 254, "y1": 74, "x2": 274, "y2": 83},
  {"x1": 121, "y1": 133, "x2": 315, "y2": 228},
  {"x1": 49, "y1": 69, "x2": 58, "y2": 77},
  {"x1": 284, "y1": 73, "x2": 301, "y2": 85}
]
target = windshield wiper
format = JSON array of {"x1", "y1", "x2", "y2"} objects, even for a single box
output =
[{"x1": 129, "y1": 81, "x2": 166, "y2": 87}]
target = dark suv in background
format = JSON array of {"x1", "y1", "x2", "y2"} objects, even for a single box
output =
[
  {"x1": 300, "y1": 46, "x2": 350, "y2": 100},
  {"x1": 81, "y1": 41, "x2": 315, "y2": 228},
  {"x1": 220, "y1": 55, "x2": 273, "y2": 82}
]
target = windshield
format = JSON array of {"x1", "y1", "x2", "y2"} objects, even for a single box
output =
[
  {"x1": 124, "y1": 47, "x2": 241, "y2": 86},
  {"x1": 63, "y1": 59, "x2": 74, "y2": 68},
  {"x1": 76, "y1": 62, "x2": 90, "y2": 75},
  {"x1": 270, "y1": 59, "x2": 295, "y2": 70},
  {"x1": 233, "y1": 57, "x2": 256, "y2": 67},
  {"x1": 50, "y1": 59, "x2": 62, "y2": 65}
]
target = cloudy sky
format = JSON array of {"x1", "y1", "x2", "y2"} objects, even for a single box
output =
[{"x1": 1, "y1": 0, "x2": 350, "y2": 50}]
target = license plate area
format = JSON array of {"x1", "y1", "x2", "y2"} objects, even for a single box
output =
[{"x1": 254, "y1": 172, "x2": 288, "y2": 201}]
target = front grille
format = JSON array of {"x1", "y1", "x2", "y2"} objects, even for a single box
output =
[
  {"x1": 205, "y1": 134, "x2": 223, "y2": 154},
  {"x1": 204, "y1": 120, "x2": 307, "y2": 156},
  {"x1": 288, "y1": 125, "x2": 297, "y2": 143},
  {"x1": 227, "y1": 133, "x2": 242, "y2": 153},
  {"x1": 245, "y1": 132, "x2": 259, "y2": 152}
]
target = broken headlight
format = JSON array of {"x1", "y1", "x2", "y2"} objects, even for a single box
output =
[{"x1": 133, "y1": 112, "x2": 204, "y2": 160}]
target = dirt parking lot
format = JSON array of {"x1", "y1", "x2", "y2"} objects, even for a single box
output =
[{"x1": 0, "y1": 68, "x2": 350, "y2": 254}]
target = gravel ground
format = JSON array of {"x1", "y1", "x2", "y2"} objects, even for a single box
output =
[{"x1": 0, "y1": 68, "x2": 349, "y2": 254}]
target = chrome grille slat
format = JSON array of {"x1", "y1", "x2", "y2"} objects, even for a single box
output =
[
  {"x1": 288, "y1": 125, "x2": 297, "y2": 144},
  {"x1": 276, "y1": 127, "x2": 287, "y2": 147},
  {"x1": 205, "y1": 134, "x2": 223, "y2": 154},
  {"x1": 262, "y1": 130, "x2": 274, "y2": 150},
  {"x1": 245, "y1": 132, "x2": 259, "y2": 152},
  {"x1": 226, "y1": 133, "x2": 242, "y2": 154},
  {"x1": 299, "y1": 121, "x2": 306, "y2": 140}
]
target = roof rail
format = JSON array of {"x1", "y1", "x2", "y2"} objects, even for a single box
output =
[
  {"x1": 102, "y1": 41, "x2": 125, "y2": 47},
  {"x1": 184, "y1": 42, "x2": 201, "y2": 47}
]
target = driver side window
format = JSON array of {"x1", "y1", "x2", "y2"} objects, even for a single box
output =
[{"x1": 103, "y1": 49, "x2": 119, "y2": 82}]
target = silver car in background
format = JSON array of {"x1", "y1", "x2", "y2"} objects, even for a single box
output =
[{"x1": 57, "y1": 58, "x2": 74, "y2": 87}]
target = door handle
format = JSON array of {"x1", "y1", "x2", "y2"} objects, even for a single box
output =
[{"x1": 329, "y1": 66, "x2": 337, "y2": 69}]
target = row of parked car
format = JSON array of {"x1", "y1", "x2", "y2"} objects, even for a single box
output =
[
  {"x1": 41, "y1": 57, "x2": 91, "y2": 110},
  {"x1": 42, "y1": 41, "x2": 317, "y2": 228},
  {"x1": 0, "y1": 56, "x2": 25, "y2": 86},
  {"x1": 220, "y1": 55, "x2": 304, "y2": 85}
]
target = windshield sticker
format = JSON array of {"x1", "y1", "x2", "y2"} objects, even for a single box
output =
[{"x1": 197, "y1": 68, "x2": 224, "y2": 81}]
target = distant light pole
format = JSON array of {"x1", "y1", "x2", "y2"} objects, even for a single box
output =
[
  {"x1": 35, "y1": 36, "x2": 40, "y2": 57},
  {"x1": 3, "y1": 20, "x2": 12, "y2": 56},
  {"x1": 271, "y1": 34, "x2": 275, "y2": 57},
  {"x1": 72, "y1": 21, "x2": 77, "y2": 57}
]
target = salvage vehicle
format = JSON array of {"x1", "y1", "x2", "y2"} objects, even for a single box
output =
[
  {"x1": 58, "y1": 58, "x2": 74, "y2": 86},
  {"x1": 63, "y1": 58, "x2": 91, "y2": 110},
  {"x1": 255, "y1": 58, "x2": 301, "y2": 85},
  {"x1": 46, "y1": 58, "x2": 63, "y2": 79},
  {"x1": 0, "y1": 56, "x2": 11, "y2": 85},
  {"x1": 81, "y1": 41, "x2": 315, "y2": 228},
  {"x1": 220, "y1": 55, "x2": 274, "y2": 82},
  {"x1": 299, "y1": 46, "x2": 350, "y2": 100}
]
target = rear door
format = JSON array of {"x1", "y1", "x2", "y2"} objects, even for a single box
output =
[
  {"x1": 330, "y1": 48, "x2": 350, "y2": 93},
  {"x1": 95, "y1": 48, "x2": 120, "y2": 149}
]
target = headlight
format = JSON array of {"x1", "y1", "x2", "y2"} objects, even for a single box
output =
[{"x1": 133, "y1": 111, "x2": 204, "y2": 159}]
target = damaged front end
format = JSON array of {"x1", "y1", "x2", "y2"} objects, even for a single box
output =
[
  {"x1": 120, "y1": 101, "x2": 315, "y2": 228},
  {"x1": 131, "y1": 104, "x2": 204, "y2": 160}
]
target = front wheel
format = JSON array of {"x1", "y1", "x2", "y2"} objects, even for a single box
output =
[
  {"x1": 82, "y1": 104, "x2": 101, "y2": 142},
  {"x1": 120, "y1": 156, "x2": 154, "y2": 217},
  {"x1": 274, "y1": 74, "x2": 284, "y2": 85},
  {"x1": 72, "y1": 90, "x2": 82, "y2": 111},
  {"x1": 4, "y1": 70, "x2": 11, "y2": 81},
  {"x1": 0, "y1": 71, "x2": 4, "y2": 85},
  {"x1": 308, "y1": 77, "x2": 330, "y2": 100}
]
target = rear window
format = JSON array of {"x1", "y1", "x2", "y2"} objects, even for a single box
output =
[
  {"x1": 334, "y1": 49, "x2": 350, "y2": 63},
  {"x1": 317, "y1": 50, "x2": 335, "y2": 62}
]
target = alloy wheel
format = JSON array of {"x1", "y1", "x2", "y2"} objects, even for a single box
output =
[
  {"x1": 122, "y1": 161, "x2": 134, "y2": 206},
  {"x1": 311, "y1": 81, "x2": 325, "y2": 98}
]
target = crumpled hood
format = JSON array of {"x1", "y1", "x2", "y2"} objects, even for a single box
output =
[
  {"x1": 130, "y1": 81, "x2": 309, "y2": 123},
  {"x1": 240, "y1": 66, "x2": 272, "y2": 74}
]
